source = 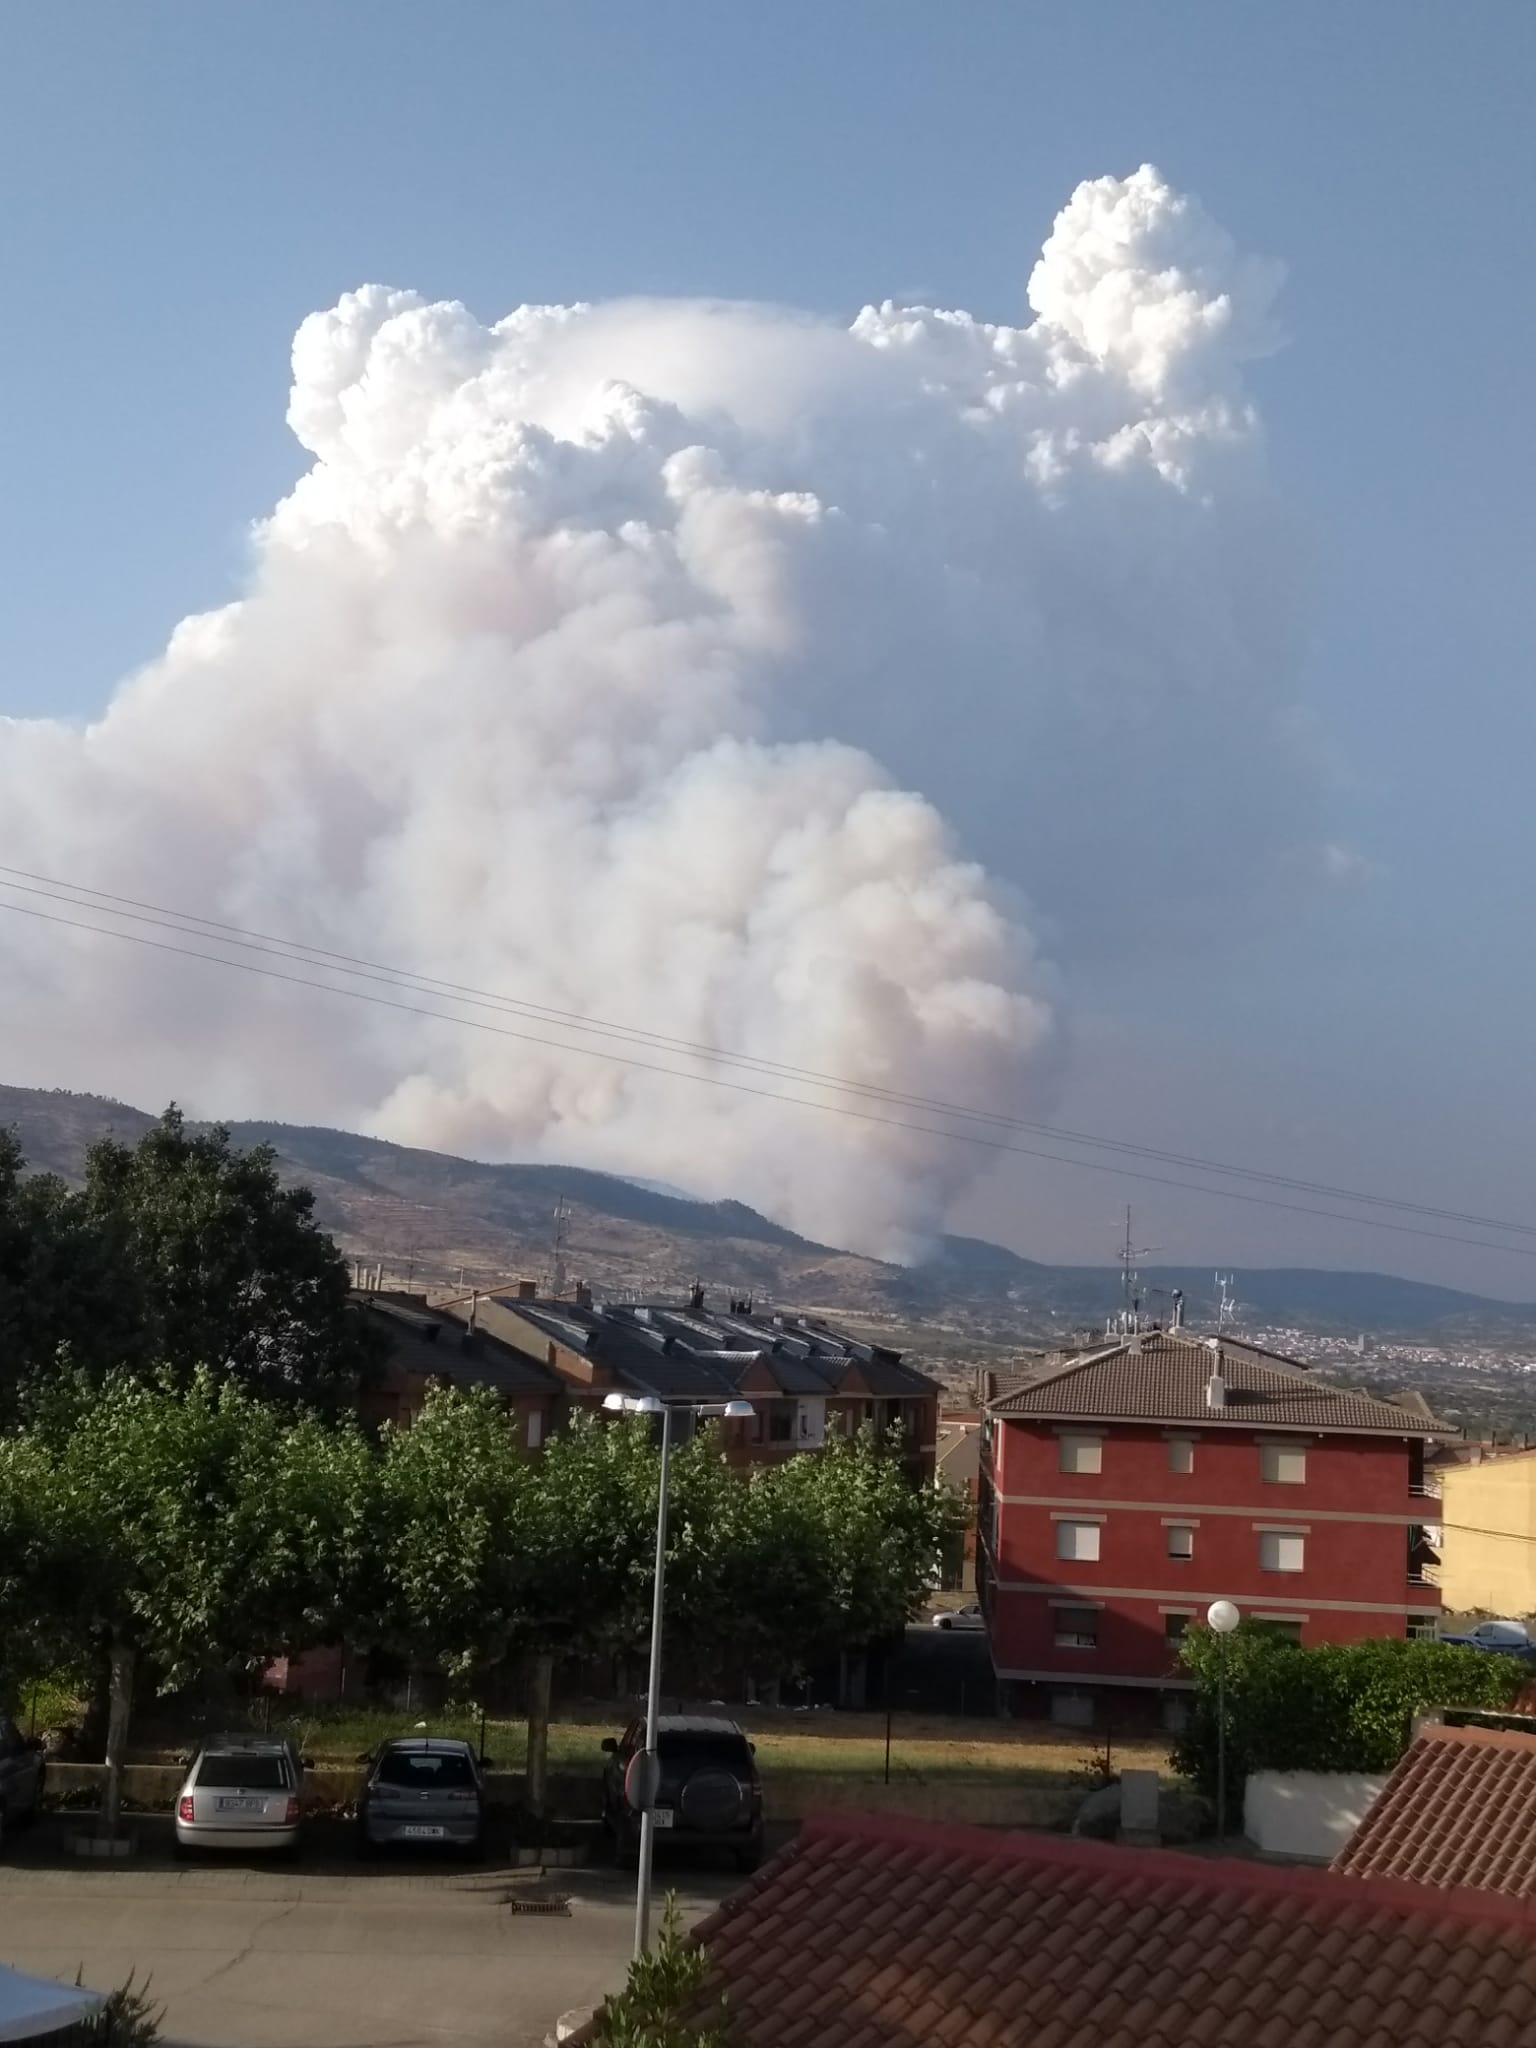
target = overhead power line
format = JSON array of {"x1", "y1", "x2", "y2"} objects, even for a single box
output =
[
  {"x1": 2, "y1": 864, "x2": 1531, "y2": 1244},
  {"x1": 0, "y1": 879, "x2": 1532, "y2": 1267}
]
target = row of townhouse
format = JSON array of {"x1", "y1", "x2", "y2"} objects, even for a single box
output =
[
  {"x1": 977, "y1": 1327, "x2": 1450, "y2": 1729},
  {"x1": 356, "y1": 1281, "x2": 940, "y2": 1480}
]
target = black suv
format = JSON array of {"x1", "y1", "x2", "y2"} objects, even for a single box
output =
[{"x1": 602, "y1": 1715, "x2": 763, "y2": 1872}]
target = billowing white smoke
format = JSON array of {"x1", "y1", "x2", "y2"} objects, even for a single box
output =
[{"x1": 0, "y1": 166, "x2": 1313, "y2": 1258}]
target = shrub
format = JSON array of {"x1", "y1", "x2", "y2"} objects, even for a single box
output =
[
  {"x1": 1173, "y1": 1626, "x2": 1528, "y2": 1799},
  {"x1": 590, "y1": 1896, "x2": 731, "y2": 2047}
]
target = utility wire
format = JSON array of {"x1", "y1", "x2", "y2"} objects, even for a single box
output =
[
  {"x1": 2, "y1": 862, "x2": 1533, "y2": 1245},
  {"x1": 3, "y1": 892, "x2": 1534, "y2": 1265}
]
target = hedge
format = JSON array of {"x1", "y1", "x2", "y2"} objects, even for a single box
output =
[{"x1": 1172, "y1": 1626, "x2": 1528, "y2": 1799}]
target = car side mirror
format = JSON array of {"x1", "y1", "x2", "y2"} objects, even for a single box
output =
[
  {"x1": 748, "y1": 1742, "x2": 756, "y2": 1755},
  {"x1": 355, "y1": 1751, "x2": 372, "y2": 1765},
  {"x1": 601, "y1": 1737, "x2": 618, "y2": 1753},
  {"x1": 479, "y1": 1755, "x2": 496, "y2": 1769},
  {"x1": 300, "y1": 1755, "x2": 315, "y2": 1770},
  {"x1": 24, "y1": 1736, "x2": 43, "y2": 1753}
]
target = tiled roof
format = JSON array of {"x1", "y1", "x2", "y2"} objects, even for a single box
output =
[
  {"x1": 494, "y1": 1296, "x2": 939, "y2": 1402},
  {"x1": 989, "y1": 1329, "x2": 1454, "y2": 1436},
  {"x1": 358, "y1": 1295, "x2": 562, "y2": 1396},
  {"x1": 646, "y1": 1813, "x2": 1536, "y2": 2048},
  {"x1": 1333, "y1": 1722, "x2": 1536, "y2": 1895}
]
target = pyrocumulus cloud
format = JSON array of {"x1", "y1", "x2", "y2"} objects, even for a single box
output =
[{"x1": 0, "y1": 166, "x2": 1317, "y2": 1257}]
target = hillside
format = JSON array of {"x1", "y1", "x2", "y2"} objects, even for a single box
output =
[{"x1": 3, "y1": 1082, "x2": 1534, "y2": 1343}]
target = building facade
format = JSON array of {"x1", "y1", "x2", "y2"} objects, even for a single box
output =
[
  {"x1": 1436, "y1": 1448, "x2": 1536, "y2": 1616},
  {"x1": 979, "y1": 1331, "x2": 1451, "y2": 1727}
]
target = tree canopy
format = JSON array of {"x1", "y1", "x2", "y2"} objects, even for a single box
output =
[{"x1": 0, "y1": 1108, "x2": 376, "y2": 1419}]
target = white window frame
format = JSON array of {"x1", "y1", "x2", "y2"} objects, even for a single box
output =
[
  {"x1": 525, "y1": 1408, "x2": 544, "y2": 1451},
  {"x1": 1058, "y1": 1432, "x2": 1104, "y2": 1476},
  {"x1": 1260, "y1": 1529, "x2": 1306, "y2": 1573},
  {"x1": 1166, "y1": 1436, "x2": 1195, "y2": 1475},
  {"x1": 1166, "y1": 1524, "x2": 1195, "y2": 1561},
  {"x1": 1056, "y1": 1519, "x2": 1101, "y2": 1563},
  {"x1": 1260, "y1": 1442, "x2": 1308, "y2": 1485}
]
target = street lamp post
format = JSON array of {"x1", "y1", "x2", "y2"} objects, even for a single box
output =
[
  {"x1": 603, "y1": 1389, "x2": 754, "y2": 1958},
  {"x1": 1206, "y1": 1598, "x2": 1240, "y2": 1849}
]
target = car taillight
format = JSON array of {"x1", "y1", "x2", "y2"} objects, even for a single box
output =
[
  {"x1": 284, "y1": 1796, "x2": 300, "y2": 1825},
  {"x1": 178, "y1": 1796, "x2": 194, "y2": 1822}
]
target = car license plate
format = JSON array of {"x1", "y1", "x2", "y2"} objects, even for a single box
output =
[
  {"x1": 400, "y1": 1824, "x2": 445, "y2": 1839},
  {"x1": 653, "y1": 1808, "x2": 673, "y2": 1829},
  {"x1": 216, "y1": 1796, "x2": 262, "y2": 1812}
]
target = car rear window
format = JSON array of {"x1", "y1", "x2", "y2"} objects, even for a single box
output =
[
  {"x1": 196, "y1": 1752, "x2": 290, "y2": 1789},
  {"x1": 376, "y1": 1751, "x2": 476, "y2": 1790},
  {"x1": 658, "y1": 1731, "x2": 751, "y2": 1770}
]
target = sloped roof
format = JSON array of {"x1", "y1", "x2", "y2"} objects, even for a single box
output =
[
  {"x1": 359, "y1": 1294, "x2": 562, "y2": 1396},
  {"x1": 1332, "y1": 1722, "x2": 1536, "y2": 1895},
  {"x1": 493, "y1": 1296, "x2": 939, "y2": 1402},
  {"x1": 650, "y1": 1812, "x2": 1536, "y2": 2048},
  {"x1": 989, "y1": 1329, "x2": 1453, "y2": 1436}
]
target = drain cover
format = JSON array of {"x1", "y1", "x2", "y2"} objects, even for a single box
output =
[{"x1": 508, "y1": 1894, "x2": 572, "y2": 1916}]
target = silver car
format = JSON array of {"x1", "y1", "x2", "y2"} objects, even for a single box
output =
[
  {"x1": 356, "y1": 1737, "x2": 487, "y2": 1855},
  {"x1": 0, "y1": 1712, "x2": 46, "y2": 1852},
  {"x1": 175, "y1": 1736, "x2": 305, "y2": 1855}
]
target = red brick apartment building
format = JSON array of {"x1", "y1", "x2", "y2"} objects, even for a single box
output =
[{"x1": 978, "y1": 1330, "x2": 1452, "y2": 1728}]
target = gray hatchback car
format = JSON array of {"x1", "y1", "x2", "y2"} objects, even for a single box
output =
[
  {"x1": 356, "y1": 1738, "x2": 487, "y2": 1856},
  {"x1": 175, "y1": 1735, "x2": 305, "y2": 1855}
]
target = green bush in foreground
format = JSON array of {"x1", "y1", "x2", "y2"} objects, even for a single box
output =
[
  {"x1": 1174, "y1": 1625, "x2": 1528, "y2": 1799},
  {"x1": 590, "y1": 1897, "x2": 731, "y2": 2047}
]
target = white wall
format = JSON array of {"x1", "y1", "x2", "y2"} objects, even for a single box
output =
[{"x1": 1243, "y1": 1770, "x2": 1389, "y2": 1862}]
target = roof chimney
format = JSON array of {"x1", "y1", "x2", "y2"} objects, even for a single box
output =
[
  {"x1": 517, "y1": 1279, "x2": 537, "y2": 1300},
  {"x1": 467, "y1": 1291, "x2": 478, "y2": 1335},
  {"x1": 1204, "y1": 1336, "x2": 1227, "y2": 1410},
  {"x1": 574, "y1": 1279, "x2": 592, "y2": 1308}
]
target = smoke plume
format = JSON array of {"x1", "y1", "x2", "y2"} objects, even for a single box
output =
[{"x1": 0, "y1": 167, "x2": 1317, "y2": 1258}]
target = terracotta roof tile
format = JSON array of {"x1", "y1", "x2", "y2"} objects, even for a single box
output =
[
  {"x1": 1332, "y1": 1721, "x2": 1536, "y2": 1894},
  {"x1": 622, "y1": 1812, "x2": 1536, "y2": 2048},
  {"x1": 989, "y1": 1330, "x2": 1454, "y2": 1435}
]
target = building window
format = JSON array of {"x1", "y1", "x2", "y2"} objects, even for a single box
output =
[
  {"x1": 1166, "y1": 1525, "x2": 1195, "y2": 1561},
  {"x1": 525, "y1": 1409, "x2": 544, "y2": 1451},
  {"x1": 1049, "y1": 1690, "x2": 1095, "y2": 1729},
  {"x1": 1252, "y1": 1618, "x2": 1303, "y2": 1645},
  {"x1": 1161, "y1": 1695, "x2": 1190, "y2": 1734},
  {"x1": 1167, "y1": 1437, "x2": 1195, "y2": 1475},
  {"x1": 1406, "y1": 1614, "x2": 1436, "y2": 1640},
  {"x1": 1260, "y1": 1530, "x2": 1305, "y2": 1573},
  {"x1": 1053, "y1": 1606, "x2": 1100, "y2": 1650},
  {"x1": 768, "y1": 1404, "x2": 794, "y2": 1443},
  {"x1": 1056, "y1": 1519, "x2": 1101, "y2": 1563},
  {"x1": 1058, "y1": 1433, "x2": 1103, "y2": 1476},
  {"x1": 1164, "y1": 1612, "x2": 1191, "y2": 1649},
  {"x1": 1261, "y1": 1443, "x2": 1307, "y2": 1485}
]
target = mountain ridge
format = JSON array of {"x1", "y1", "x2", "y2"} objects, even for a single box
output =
[{"x1": 3, "y1": 1081, "x2": 1533, "y2": 1339}]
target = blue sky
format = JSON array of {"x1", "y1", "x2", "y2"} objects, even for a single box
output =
[{"x1": 2, "y1": 3, "x2": 1534, "y2": 1293}]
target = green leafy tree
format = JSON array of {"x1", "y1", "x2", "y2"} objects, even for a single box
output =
[
  {"x1": 1174, "y1": 1623, "x2": 1530, "y2": 1801},
  {"x1": 591, "y1": 1895, "x2": 731, "y2": 2048},
  {"x1": 369, "y1": 1393, "x2": 657, "y2": 1817},
  {"x1": 15, "y1": 1373, "x2": 373, "y2": 1836},
  {"x1": 74, "y1": 1107, "x2": 375, "y2": 1409}
]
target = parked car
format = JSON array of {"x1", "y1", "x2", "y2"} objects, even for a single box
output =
[
  {"x1": 931, "y1": 1603, "x2": 985, "y2": 1631},
  {"x1": 175, "y1": 1735, "x2": 305, "y2": 1856},
  {"x1": 0, "y1": 1713, "x2": 46, "y2": 1851},
  {"x1": 602, "y1": 1715, "x2": 763, "y2": 1872},
  {"x1": 1438, "y1": 1618, "x2": 1535, "y2": 1656},
  {"x1": 356, "y1": 1737, "x2": 487, "y2": 1856}
]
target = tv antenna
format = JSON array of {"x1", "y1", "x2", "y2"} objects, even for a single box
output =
[
  {"x1": 1111, "y1": 1207, "x2": 1159, "y2": 1338},
  {"x1": 1214, "y1": 1272, "x2": 1237, "y2": 1332}
]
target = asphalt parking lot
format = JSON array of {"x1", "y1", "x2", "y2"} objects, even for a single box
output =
[{"x1": 0, "y1": 1832, "x2": 744, "y2": 2048}]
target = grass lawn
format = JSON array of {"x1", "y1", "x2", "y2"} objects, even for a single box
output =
[{"x1": 135, "y1": 1700, "x2": 1173, "y2": 1784}]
